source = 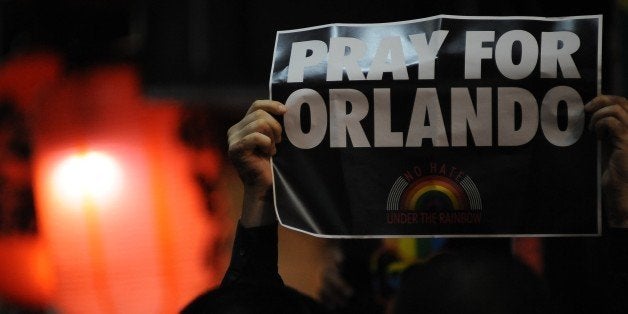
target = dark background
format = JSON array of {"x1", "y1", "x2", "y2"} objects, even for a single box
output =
[{"x1": 0, "y1": 0, "x2": 622, "y2": 110}]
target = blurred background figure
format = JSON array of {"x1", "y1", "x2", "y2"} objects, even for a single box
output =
[{"x1": 393, "y1": 246, "x2": 550, "y2": 314}]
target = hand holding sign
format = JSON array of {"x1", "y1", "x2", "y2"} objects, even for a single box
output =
[
  {"x1": 227, "y1": 100, "x2": 286, "y2": 227},
  {"x1": 586, "y1": 95, "x2": 628, "y2": 228}
]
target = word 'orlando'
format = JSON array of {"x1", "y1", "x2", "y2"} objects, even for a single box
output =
[{"x1": 281, "y1": 30, "x2": 586, "y2": 149}]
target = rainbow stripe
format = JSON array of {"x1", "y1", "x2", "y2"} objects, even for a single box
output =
[{"x1": 399, "y1": 175, "x2": 469, "y2": 211}]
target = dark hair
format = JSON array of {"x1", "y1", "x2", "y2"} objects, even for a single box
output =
[{"x1": 181, "y1": 285, "x2": 327, "y2": 314}]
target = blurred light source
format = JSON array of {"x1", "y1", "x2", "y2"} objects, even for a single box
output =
[
  {"x1": 31, "y1": 65, "x2": 219, "y2": 313},
  {"x1": 52, "y1": 151, "x2": 122, "y2": 206}
]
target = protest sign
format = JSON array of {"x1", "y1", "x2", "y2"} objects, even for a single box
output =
[{"x1": 270, "y1": 15, "x2": 602, "y2": 237}]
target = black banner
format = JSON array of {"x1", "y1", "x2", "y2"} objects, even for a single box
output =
[{"x1": 270, "y1": 15, "x2": 602, "y2": 237}]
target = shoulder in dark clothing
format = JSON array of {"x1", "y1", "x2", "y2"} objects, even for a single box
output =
[{"x1": 181, "y1": 222, "x2": 329, "y2": 314}]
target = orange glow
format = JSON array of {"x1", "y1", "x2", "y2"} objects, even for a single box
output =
[
  {"x1": 30, "y1": 64, "x2": 221, "y2": 313},
  {"x1": 512, "y1": 237, "x2": 544, "y2": 275},
  {"x1": 0, "y1": 236, "x2": 55, "y2": 306},
  {"x1": 52, "y1": 151, "x2": 123, "y2": 207}
]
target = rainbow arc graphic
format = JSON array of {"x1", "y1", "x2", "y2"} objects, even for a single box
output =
[{"x1": 387, "y1": 174, "x2": 482, "y2": 211}]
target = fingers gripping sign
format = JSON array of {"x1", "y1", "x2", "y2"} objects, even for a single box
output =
[
  {"x1": 228, "y1": 100, "x2": 286, "y2": 190},
  {"x1": 585, "y1": 95, "x2": 628, "y2": 227}
]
